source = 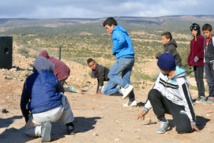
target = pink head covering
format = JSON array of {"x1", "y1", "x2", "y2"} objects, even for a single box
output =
[{"x1": 39, "y1": 50, "x2": 50, "y2": 59}]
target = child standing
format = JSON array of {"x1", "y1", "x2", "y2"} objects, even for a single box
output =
[
  {"x1": 187, "y1": 23, "x2": 205, "y2": 103},
  {"x1": 102, "y1": 17, "x2": 136, "y2": 107},
  {"x1": 202, "y1": 23, "x2": 214, "y2": 104},
  {"x1": 155, "y1": 32, "x2": 182, "y2": 66},
  {"x1": 87, "y1": 58, "x2": 109, "y2": 94}
]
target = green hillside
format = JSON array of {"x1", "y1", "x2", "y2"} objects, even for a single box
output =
[{"x1": 0, "y1": 16, "x2": 214, "y2": 68}]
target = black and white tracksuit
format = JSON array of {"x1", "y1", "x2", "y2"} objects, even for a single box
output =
[{"x1": 144, "y1": 66, "x2": 196, "y2": 133}]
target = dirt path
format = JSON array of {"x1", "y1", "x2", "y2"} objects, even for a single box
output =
[{"x1": 0, "y1": 75, "x2": 214, "y2": 143}]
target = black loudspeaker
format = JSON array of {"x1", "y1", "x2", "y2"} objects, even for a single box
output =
[{"x1": 0, "y1": 36, "x2": 13, "y2": 69}]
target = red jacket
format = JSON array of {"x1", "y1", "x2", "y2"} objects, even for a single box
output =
[
  {"x1": 39, "y1": 50, "x2": 70, "y2": 81},
  {"x1": 187, "y1": 35, "x2": 204, "y2": 66}
]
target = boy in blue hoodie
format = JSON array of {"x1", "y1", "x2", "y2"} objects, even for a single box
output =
[
  {"x1": 20, "y1": 57, "x2": 75, "y2": 142},
  {"x1": 102, "y1": 17, "x2": 136, "y2": 107}
]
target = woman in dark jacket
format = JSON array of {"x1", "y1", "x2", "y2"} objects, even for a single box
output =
[{"x1": 187, "y1": 23, "x2": 205, "y2": 103}]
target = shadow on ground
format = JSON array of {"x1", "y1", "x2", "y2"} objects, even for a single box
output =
[
  {"x1": 167, "y1": 115, "x2": 210, "y2": 132},
  {"x1": 74, "y1": 116, "x2": 102, "y2": 133},
  {"x1": 51, "y1": 116, "x2": 101, "y2": 141},
  {"x1": 0, "y1": 115, "x2": 22, "y2": 128}
]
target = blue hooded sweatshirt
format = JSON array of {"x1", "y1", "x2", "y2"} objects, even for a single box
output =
[
  {"x1": 111, "y1": 25, "x2": 135, "y2": 59},
  {"x1": 20, "y1": 57, "x2": 64, "y2": 122}
]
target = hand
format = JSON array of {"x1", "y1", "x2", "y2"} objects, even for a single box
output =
[
  {"x1": 192, "y1": 125, "x2": 200, "y2": 132},
  {"x1": 97, "y1": 89, "x2": 102, "y2": 94},
  {"x1": 194, "y1": 56, "x2": 199, "y2": 62},
  {"x1": 137, "y1": 111, "x2": 147, "y2": 120}
]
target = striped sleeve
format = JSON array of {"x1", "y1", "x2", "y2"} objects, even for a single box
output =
[{"x1": 181, "y1": 82, "x2": 196, "y2": 125}]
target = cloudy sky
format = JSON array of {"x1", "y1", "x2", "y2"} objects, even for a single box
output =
[{"x1": 0, "y1": 0, "x2": 213, "y2": 19}]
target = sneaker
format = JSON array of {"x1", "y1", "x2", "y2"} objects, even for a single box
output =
[
  {"x1": 203, "y1": 97, "x2": 214, "y2": 105},
  {"x1": 123, "y1": 100, "x2": 137, "y2": 107},
  {"x1": 195, "y1": 96, "x2": 206, "y2": 103},
  {"x1": 118, "y1": 88, "x2": 122, "y2": 94},
  {"x1": 69, "y1": 86, "x2": 82, "y2": 94},
  {"x1": 41, "y1": 122, "x2": 52, "y2": 142},
  {"x1": 121, "y1": 85, "x2": 133, "y2": 99},
  {"x1": 156, "y1": 121, "x2": 170, "y2": 134},
  {"x1": 67, "y1": 126, "x2": 75, "y2": 135}
]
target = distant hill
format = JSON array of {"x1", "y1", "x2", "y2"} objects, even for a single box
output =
[
  {"x1": 0, "y1": 15, "x2": 214, "y2": 70},
  {"x1": 0, "y1": 15, "x2": 214, "y2": 30}
]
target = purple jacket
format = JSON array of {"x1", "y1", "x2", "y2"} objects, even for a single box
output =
[{"x1": 39, "y1": 50, "x2": 70, "y2": 81}]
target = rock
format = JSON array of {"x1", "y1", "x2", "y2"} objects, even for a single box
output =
[
  {"x1": 207, "y1": 111, "x2": 213, "y2": 114},
  {"x1": 0, "y1": 107, "x2": 8, "y2": 113},
  {"x1": 115, "y1": 138, "x2": 120, "y2": 142},
  {"x1": 144, "y1": 118, "x2": 151, "y2": 124},
  {"x1": 93, "y1": 133, "x2": 98, "y2": 137},
  {"x1": 206, "y1": 114, "x2": 211, "y2": 117}
]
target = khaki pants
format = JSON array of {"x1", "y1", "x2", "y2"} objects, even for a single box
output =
[{"x1": 25, "y1": 95, "x2": 74, "y2": 137}]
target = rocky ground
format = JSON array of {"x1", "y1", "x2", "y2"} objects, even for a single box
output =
[{"x1": 0, "y1": 44, "x2": 214, "y2": 143}]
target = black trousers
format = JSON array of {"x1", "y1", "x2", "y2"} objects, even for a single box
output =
[
  {"x1": 148, "y1": 89, "x2": 192, "y2": 133},
  {"x1": 193, "y1": 66, "x2": 205, "y2": 97}
]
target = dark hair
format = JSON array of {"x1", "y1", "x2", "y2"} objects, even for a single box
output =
[
  {"x1": 87, "y1": 58, "x2": 95, "y2": 64},
  {"x1": 202, "y1": 23, "x2": 212, "y2": 31},
  {"x1": 161, "y1": 32, "x2": 172, "y2": 41},
  {"x1": 190, "y1": 23, "x2": 201, "y2": 36},
  {"x1": 103, "y1": 17, "x2": 118, "y2": 27}
]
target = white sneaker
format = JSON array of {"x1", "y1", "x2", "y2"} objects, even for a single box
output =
[
  {"x1": 123, "y1": 100, "x2": 137, "y2": 107},
  {"x1": 119, "y1": 88, "x2": 122, "y2": 94},
  {"x1": 156, "y1": 121, "x2": 170, "y2": 134},
  {"x1": 41, "y1": 122, "x2": 52, "y2": 142},
  {"x1": 121, "y1": 85, "x2": 133, "y2": 99}
]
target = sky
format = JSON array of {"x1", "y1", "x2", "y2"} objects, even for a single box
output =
[{"x1": 0, "y1": 0, "x2": 213, "y2": 19}]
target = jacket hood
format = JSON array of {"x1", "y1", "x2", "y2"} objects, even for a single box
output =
[
  {"x1": 113, "y1": 25, "x2": 127, "y2": 34},
  {"x1": 39, "y1": 50, "x2": 50, "y2": 59},
  {"x1": 34, "y1": 57, "x2": 54, "y2": 72},
  {"x1": 164, "y1": 39, "x2": 178, "y2": 48},
  {"x1": 171, "y1": 66, "x2": 186, "y2": 80}
]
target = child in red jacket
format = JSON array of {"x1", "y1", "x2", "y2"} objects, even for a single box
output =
[{"x1": 187, "y1": 23, "x2": 205, "y2": 103}]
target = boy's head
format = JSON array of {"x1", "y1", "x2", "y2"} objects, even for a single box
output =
[
  {"x1": 161, "y1": 32, "x2": 172, "y2": 45},
  {"x1": 103, "y1": 17, "x2": 117, "y2": 34},
  {"x1": 34, "y1": 57, "x2": 54, "y2": 72},
  {"x1": 157, "y1": 52, "x2": 176, "y2": 74},
  {"x1": 87, "y1": 58, "x2": 97, "y2": 70},
  {"x1": 202, "y1": 23, "x2": 213, "y2": 39},
  {"x1": 190, "y1": 23, "x2": 201, "y2": 36}
]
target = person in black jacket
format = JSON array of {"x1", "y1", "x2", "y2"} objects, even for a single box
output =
[
  {"x1": 155, "y1": 32, "x2": 182, "y2": 66},
  {"x1": 87, "y1": 58, "x2": 109, "y2": 94}
]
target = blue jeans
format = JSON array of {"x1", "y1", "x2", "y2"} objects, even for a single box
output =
[{"x1": 102, "y1": 58, "x2": 135, "y2": 101}]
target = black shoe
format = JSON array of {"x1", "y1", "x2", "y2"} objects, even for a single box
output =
[{"x1": 67, "y1": 126, "x2": 76, "y2": 135}]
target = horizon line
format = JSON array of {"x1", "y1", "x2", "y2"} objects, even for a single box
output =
[{"x1": 0, "y1": 15, "x2": 214, "y2": 20}]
